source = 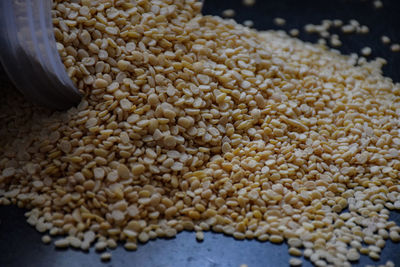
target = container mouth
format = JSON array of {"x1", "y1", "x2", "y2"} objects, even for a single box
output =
[{"x1": 0, "y1": 0, "x2": 81, "y2": 110}]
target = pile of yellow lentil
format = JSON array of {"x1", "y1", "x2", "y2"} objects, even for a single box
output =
[{"x1": 1, "y1": 0, "x2": 400, "y2": 266}]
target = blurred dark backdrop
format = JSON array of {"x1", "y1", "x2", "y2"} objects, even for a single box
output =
[{"x1": 203, "y1": 0, "x2": 400, "y2": 83}]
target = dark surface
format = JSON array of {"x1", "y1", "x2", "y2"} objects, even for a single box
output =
[
  {"x1": 1, "y1": 0, "x2": 400, "y2": 267},
  {"x1": 205, "y1": 0, "x2": 400, "y2": 83},
  {"x1": 0, "y1": 205, "x2": 399, "y2": 267}
]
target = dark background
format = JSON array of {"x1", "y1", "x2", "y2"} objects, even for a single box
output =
[
  {"x1": 1, "y1": 0, "x2": 400, "y2": 267},
  {"x1": 206, "y1": 0, "x2": 400, "y2": 83}
]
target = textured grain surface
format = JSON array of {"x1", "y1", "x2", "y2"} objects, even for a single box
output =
[{"x1": 0, "y1": 0, "x2": 400, "y2": 266}]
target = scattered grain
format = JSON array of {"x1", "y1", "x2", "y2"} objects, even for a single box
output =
[
  {"x1": 274, "y1": 17, "x2": 286, "y2": 26},
  {"x1": 361, "y1": 47, "x2": 372, "y2": 56},
  {"x1": 381, "y1": 36, "x2": 391, "y2": 44},
  {"x1": 196, "y1": 231, "x2": 204, "y2": 241},
  {"x1": 289, "y1": 257, "x2": 302, "y2": 266},
  {"x1": 242, "y1": 0, "x2": 256, "y2": 6},
  {"x1": 222, "y1": 9, "x2": 235, "y2": 18},
  {"x1": 100, "y1": 252, "x2": 111, "y2": 262},
  {"x1": 391, "y1": 44, "x2": 400, "y2": 52}
]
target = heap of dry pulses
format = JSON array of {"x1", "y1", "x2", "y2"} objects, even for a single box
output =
[{"x1": 1, "y1": 0, "x2": 400, "y2": 265}]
